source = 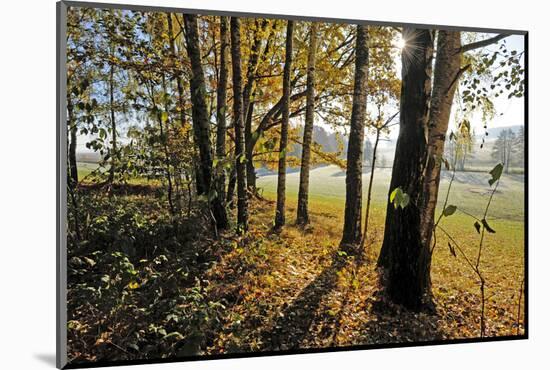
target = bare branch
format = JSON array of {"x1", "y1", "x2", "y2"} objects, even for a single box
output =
[{"x1": 461, "y1": 34, "x2": 510, "y2": 53}]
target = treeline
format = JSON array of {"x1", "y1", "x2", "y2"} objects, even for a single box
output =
[{"x1": 66, "y1": 7, "x2": 524, "y2": 311}]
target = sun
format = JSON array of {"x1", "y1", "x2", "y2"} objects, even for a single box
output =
[{"x1": 394, "y1": 35, "x2": 406, "y2": 50}]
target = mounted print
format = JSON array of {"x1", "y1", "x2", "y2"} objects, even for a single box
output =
[{"x1": 56, "y1": 1, "x2": 527, "y2": 368}]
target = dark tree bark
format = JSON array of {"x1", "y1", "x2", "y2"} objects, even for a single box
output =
[
  {"x1": 339, "y1": 25, "x2": 369, "y2": 249},
  {"x1": 274, "y1": 20, "x2": 294, "y2": 229},
  {"x1": 420, "y1": 31, "x2": 462, "y2": 247},
  {"x1": 67, "y1": 100, "x2": 78, "y2": 187},
  {"x1": 377, "y1": 28, "x2": 434, "y2": 310},
  {"x1": 230, "y1": 17, "x2": 248, "y2": 232},
  {"x1": 184, "y1": 14, "x2": 228, "y2": 229},
  {"x1": 296, "y1": 22, "x2": 318, "y2": 226},
  {"x1": 215, "y1": 16, "x2": 230, "y2": 204}
]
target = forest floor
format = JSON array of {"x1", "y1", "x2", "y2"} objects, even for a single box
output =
[{"x1": 67, "y1": 165, "x2": 525, "y2": 364}]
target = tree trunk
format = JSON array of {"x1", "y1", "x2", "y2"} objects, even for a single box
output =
[
  {"x1": 245, "y1": 100, "x2": 257, "y2": 191},
  {"x1": 296, "y1": 22, "x2": 318, "y2": 226},
  {"x1": 230, "y1": 17, "x2": 248, "y2": 232},
  {"x1": 377, "y1": 28, "x2": 434, "y2": 310},
  {"x1": 420, "y1": 31, "x2": 462, "y2": 248},
  {"x1": 226, "y1": 165, "x2": 237, "y2": 208},
  {"x1": 216, "y1": 16, "x2": 230, "y2": 204},
  {"x1": 108, "y1": 61, "x2": 117, "y2": 184},
  {"x1": 67, "y1": 100, "x2": 78, "y2": 187},
  {"x1": 340, "y1": 25, "x2": 369, "y2": 249},
  {"x1": 184, "y1": 14, "x2": 228, "y2": 229},
  {"x1": 167, "y1": 12, "x2": 187, "y2": 127},
  {"x1": 274, "y1": 20, "x2": 294, "y2": 229},
  {"x1": 160, "y1": 75, "x2": 176, "y2": 217},
  {"x1": 361, "y1": 129, "x2": 380, "y2": 249},
  {"x1": 243, "y1": 20, "x2": 268, "y2": 193}
]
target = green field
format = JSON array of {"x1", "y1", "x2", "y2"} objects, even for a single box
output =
[{"x1": 257, "y1": 165, "x2": 525, "y2": 222}]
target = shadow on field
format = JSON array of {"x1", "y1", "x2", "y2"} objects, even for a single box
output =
[
  {"x1": 357, "y1": 290, "x2": 444, "y2": 344},
  {"x1": 260, "y1": 251, "x2": 351, "y2": 351}
]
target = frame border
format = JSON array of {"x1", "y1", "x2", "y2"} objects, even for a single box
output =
[{"x1": 56, "y1": 1, "x2": 529, "y2": 369}]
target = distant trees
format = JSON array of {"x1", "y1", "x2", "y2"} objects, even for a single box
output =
[{"x1": 492, "y1": 128, "x2": 519, "y2": 173}]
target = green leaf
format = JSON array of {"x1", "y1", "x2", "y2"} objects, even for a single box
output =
[
  {"x1": 481, "y1": 219, "x2": 496, "y2": 233},
  {"x1": 389, "y1": 187, "x2": 400, "y2": 203},
  {"x1": 390, "y1": 187, "x2": 410, "y2": 209},
  {"x1": 400, "y1": 193, "x2": 410, "y2": 209},
  {"x1": 488, "y1": 163, "x2": 504, "y2": 186},
  {"x1": 443, "y1": 205, "x2": 457, "y2": 217}
]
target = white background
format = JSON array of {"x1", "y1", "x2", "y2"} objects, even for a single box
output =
[{"x1": 0, "y1": 0, "x2": 546, "y2": 369}]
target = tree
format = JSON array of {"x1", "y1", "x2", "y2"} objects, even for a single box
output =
[
  {"x1": 361, "y1": 112, "x2": 399, "y2": 249},
  {"x1": 215, "y1": 16, "x2": 230, "y2": 203},
  {"x1": 339, "y1": 25, "x2": 369, "y2": 250},
  {"x1": 419, "y1": 31, "x2": 462, "y2": 247},
  {"x1": 516, "y1": 125, "x2": 525, "y2": 167},
  {"x1": 296, "y1": 22, "x2": 318, "y2": 226},
  {"x1": 377, "y1": 28, "x2": 434, "y2": 309},
  {"x1": 363, "y1": 138, "x2": 373, "y2": 167},
  {"x1": 492, "y1": 128, "x2": 517, "y2": 173},
  {"x1": 230, "y1": 17, "x2": 249, "y2": 232},
  {"x1": 244, "y1": 20, "x2": 271, "y2": 193},
  {"x1": 274, "y1": 20, "x2": 294, "y2": 229},
  {"x1": 184, "y1": 14, "x2": 228, "y2": 229}
]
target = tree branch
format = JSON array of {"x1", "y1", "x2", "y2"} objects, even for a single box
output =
[{"x1": 461, "y1": 34, "x2": 510, "y2": 53}]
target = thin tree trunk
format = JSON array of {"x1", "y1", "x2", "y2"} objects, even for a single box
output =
[
  {"x1": 296, "y1": 22, "x2": 318, "y2": 226},
  {"x1": 420, "y1": 31, "x2": 462, "y2": 248},
  {"x1": 274, "y1": 20, "x2": 294, "y2": 229},
  {"x1": 243, "y1": 20, "x2": 269, "y2": 193},
  {"x1": 108, "y1": 61, "x2": 117, "y2": 184},
  {"x1": 339, "y1": 25, "x2": 369, "y2": 249},
  {"x1": 377, "y1": 28, "x2": 434, "y2": 310},
  {"x1": 67, "y1": 100, "x2": 78, "y2": 187},
  {"x1": 230, "y1": 17, "x2": 248, "y2": 232},
  {"x1": 216, "y1": 16, "x2": 230, "y2": 204},
  {"x1": 184, "y1": 14, "x2": 228, "y2": 229},
  {"x1": 361, "y1": 130, "x2": 380, "y2": 249},
  {"x1": 167, "y1": 12, "x2": 187, "y2": 128},
  {"x1": 160, "y1": 75, "x2": 176, "y2": 217},
  {"x1": 245, "y1": 100, "x2": 256, "y2": 191}
]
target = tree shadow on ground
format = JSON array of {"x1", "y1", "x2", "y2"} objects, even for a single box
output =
[
  {"x1": 356, "y1": 288, "x2": 445, "y2": 345},
  {"x1": 259, "y1": 251, "x2": 352, "y2": 351}
]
